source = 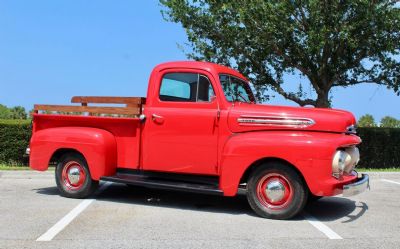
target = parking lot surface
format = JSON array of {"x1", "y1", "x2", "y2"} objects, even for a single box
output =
[{"x1": 1, "y1": 170, "x2": 399, "y2": 249}]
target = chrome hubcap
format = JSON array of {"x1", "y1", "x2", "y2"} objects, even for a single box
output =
[
  {"x1": 67, "y1": 167, "x2": 81, "y2": 185},
  {"x1": 265, "y1": 180, "x2": 285, "y2": 203},
  {"x1": 256, "y1": 173, "x2": 293, "y2": 210}
]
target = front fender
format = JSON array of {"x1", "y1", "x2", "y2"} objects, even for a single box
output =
[
  {"x1": 219, "y1": 131, "x2": 361, "y2": 196},
  {"x1": 29, "y1": 127, "x2": 117, "y2": 180}
]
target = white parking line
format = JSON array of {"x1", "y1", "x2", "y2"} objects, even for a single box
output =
[
  {"x1": 381, "y1": 179, "x2": 400, "y2": 185},
  {"x1": 303, "y1": 212, "x2": 343, "y2": 240},
  {"x1": 36, "y1": 182, "x2": 112, "y2": 242}
]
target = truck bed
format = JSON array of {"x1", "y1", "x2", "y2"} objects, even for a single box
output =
[
  {"x1": 32, "y1": 96, "x2": 145, "y2": 169},
  {"x1": 34, "y1": 96, "x2": 145, "y2": 116}
]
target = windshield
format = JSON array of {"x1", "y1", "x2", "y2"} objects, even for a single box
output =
[{"x1": 219, "y1": 74, "x2": 256, "y2": 103}]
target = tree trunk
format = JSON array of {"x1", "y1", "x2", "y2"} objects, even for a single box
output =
[{"x1": 315, "y1": 92, "x2": 330, "y2": 108}]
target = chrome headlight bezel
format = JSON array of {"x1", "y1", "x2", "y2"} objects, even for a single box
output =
[
  {"x1": 332, "y1": 150, "x2": 347, "y2": 179},
  {"x1": 332, "y1": 146, "x2": 360, "y2": 179}
]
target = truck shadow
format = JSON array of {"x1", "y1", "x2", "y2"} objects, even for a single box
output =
[
  {"x1": 33, "y1": 183, "x2": 368, "y2": 222},
  {"x1": 96, "y1": 183, "x2": 367, "y2": 222},
  {"x1": 34, "y1": 186, "x2": 60, "y2": 195},
  {"x1": 97, "y1": 183, "x2": 256, "y2": 217},
  {"x1": 304, "y1": 197, "x2": 368, "y2": 223}
]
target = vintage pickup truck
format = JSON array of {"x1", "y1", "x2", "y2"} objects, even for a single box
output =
[{"x1": 29, "y1": 61, "x2": 369, "y2": 219}]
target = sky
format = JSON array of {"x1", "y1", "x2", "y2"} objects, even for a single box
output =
[{"x1": 0, "y1": 0, "x2": 399, "y2": 122}]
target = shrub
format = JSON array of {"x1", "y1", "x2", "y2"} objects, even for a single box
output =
[
  {"x1": 0, "y1": 119, "x2": 31, "y2": 165},
  {"x1": 357, "y1": 127, "x2": 400, "y2": 168}
]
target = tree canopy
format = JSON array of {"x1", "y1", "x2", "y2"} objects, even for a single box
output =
[
  {"x1": 380, "y1": 115, "x2": 400, "y2": 127},
  {"x1": 0, "y1": 104, "x2": 27, "y2": 120},
  {"x1": 161, "y1": 0, "x2": 400, "y2": 107},
  {"x1": 358, "y1": 114, "x2": 400, "y2": 127},
  {"x1": 358, "y1": 114, "x2": 377, "y2": 127}
]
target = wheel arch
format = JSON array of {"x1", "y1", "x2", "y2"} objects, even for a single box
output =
[
  {"x1": 50, "y1": 148, "x2": 85, "y2": 165},
  {"x1": 29, "y1": 127, "x2": 118, "y2": 179},
  {"x1": 239, "y1": 157, "x2": 308, "y2": 188}
]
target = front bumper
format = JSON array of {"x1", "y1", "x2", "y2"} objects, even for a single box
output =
[{"x1": 342, "y1": 173, "x2": 369, "y2": 197}]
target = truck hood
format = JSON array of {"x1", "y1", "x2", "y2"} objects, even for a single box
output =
[{"x1": 227, "y1": 103, "x2": 356, "y2": 134}]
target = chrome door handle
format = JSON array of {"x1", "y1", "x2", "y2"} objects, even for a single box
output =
[{"x1": 152, "y1": 114, "x2": 164, "y2": 123}]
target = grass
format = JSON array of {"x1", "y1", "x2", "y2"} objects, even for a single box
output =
[
  {"x1": 357, "y1": 168, "x2": 400, "y2": 172},
  {"x1": 0, "y1": 164, "x2": 31, "y2": 170},
  {"x1": 0, "y1": 164, "x2": 55, "y2": 171}
]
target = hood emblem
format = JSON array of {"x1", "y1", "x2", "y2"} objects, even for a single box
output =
[{"x1": 237, "y1": 115, "x2": 315, "y2": 128}]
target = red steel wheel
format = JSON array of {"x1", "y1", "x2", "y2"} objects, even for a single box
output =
[
  {"x1": 255, "y1": 173, "x2": 294, "y2": 210},
  {"x1": 56, "y1": 152, "x2": 98, "y2": 198},
  {"x1": 247, "y1": 163, "x2": 308, "y2": 219},
  {"x1": 61, "y1": 161, "x2": 87, "y2": 191}
]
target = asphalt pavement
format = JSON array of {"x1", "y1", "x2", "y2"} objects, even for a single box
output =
[{"x1": 0, "y1": 170, "x2": 399, "y2": 249}]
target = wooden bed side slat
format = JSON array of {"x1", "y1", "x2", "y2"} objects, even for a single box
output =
[
  {"x1": 34, "y1": 104, "x2": 140, "y2": 115},
  {"x1": 71, "y1": 96, "x2": 145, "y2": 105}
]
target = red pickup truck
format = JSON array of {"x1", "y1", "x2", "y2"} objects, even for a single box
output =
[{"x1": 29, "y1": 61, "x2": 369, "y2": 219}]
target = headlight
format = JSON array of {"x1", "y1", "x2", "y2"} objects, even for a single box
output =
[
  {"x1": 344, "y1": 146, "x2": 360, "y2": 173},
  {"x1": 332, "y1": 146, "x2": 360, "y2": 179},
  {"x1": 332, "y1": 150, "x2": 348, "y2": 179}
]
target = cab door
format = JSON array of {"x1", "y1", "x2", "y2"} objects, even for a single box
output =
[{"x1": 142, "y1": 70, "x2": 219, "y2": 175}]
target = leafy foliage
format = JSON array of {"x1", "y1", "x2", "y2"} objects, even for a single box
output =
[
  {"x1": 161, "y1": 0, "x2": 400, "y2": 107},
  {"x1": 0, "y1": 104, "x2": 27, "y2": 119},
  {"x1": 0, "y1": 119, "x2": 31, "y2": 165},
  {"x1": 380, "y1": 116, "x2": 400, "y2": 128},
  {"x1": 0, "y1": 104, "x2": 11, "y2": 119},
  {"x1": 358, "y1": 114, "x2": 377, "y2": 127},
  {"x1": 357, "y1": 127, "x2": 400, "y2": 168}
]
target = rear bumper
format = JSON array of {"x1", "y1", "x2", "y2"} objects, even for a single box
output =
[{"x1": 342, "y1": 173, "x2": 369, "y2": 197}]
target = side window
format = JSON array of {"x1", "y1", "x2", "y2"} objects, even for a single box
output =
[
  {"x1": 230, "y1": 77, "x2": 252, "y2": 102},
  {"x1": 159, "y1": 73, "x2": 215, "y2": 102},
  {"x1": 219, "y1": 74, "x2": 255, "y2": 103},
  {"x1": 160, "y1": 73, "x2": 195, "y2": 101}
]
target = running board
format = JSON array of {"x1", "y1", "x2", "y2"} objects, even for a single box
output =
[{"x1": 101, "y1": 173, "x2": 223, "y2": 195}]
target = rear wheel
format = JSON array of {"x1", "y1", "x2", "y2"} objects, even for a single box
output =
[
  {"x1": 246, "y1": 162, "x2": 308, "y2": 219},
  {"x1": 55, "y1": 153, "x2": 98, "y2": 198}
]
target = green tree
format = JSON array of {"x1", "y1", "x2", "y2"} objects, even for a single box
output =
[
  {"x1": 161, "y1": 0, "x2": 400, "y2": 107},
  {"x1": 358, "y1": 114, "x2": 377, "y2": 127},
  {"x1": 0, "y1": 104, "x2": 11, "y2": 119},
  {"x1": 380, "y1": 116, "x2": 400, "y2": 128},
  {"x1": 0, "y1": 105, "x2": 28, "y2": 120},
  {"x1": 9, "y1": 106, "x2": 27, "y2": 120}
]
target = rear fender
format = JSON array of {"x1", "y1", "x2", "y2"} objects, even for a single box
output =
[
  {"x1": 219, "y1": 131, "x2": 361, "y2": 196},
  {"x1": 29, "y1": 127, "x2": 117, "y2": 180}
]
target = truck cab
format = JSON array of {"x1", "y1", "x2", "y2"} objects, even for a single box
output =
[{"x1": 29, "y1": 61, "x2": 369, "y2": 219}]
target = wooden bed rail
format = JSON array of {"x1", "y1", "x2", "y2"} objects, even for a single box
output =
[
  {"x1": 34, "y1": 96, "x2": 145, "y2": 116},
  {"x1": 71, "y1": 96, "x2": 144, "y2": 106}
]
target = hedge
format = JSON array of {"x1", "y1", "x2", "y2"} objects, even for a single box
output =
[
  {"x1": 0, "y1": 119, "x2": 31, "y2": 165},
  {"x1": 357, "y1": 128, "x2": 400, "y2": 169},
  {"x1": 0, "y1": 119, "x2": 399, "y2": 168}
]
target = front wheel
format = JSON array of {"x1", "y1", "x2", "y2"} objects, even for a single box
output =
[
  {"x1": 55, "y1": 152, "x2": 98, "y2": 198},
  {"x1": 246, "y1": 163, "x2": 308, "y2": 219}
]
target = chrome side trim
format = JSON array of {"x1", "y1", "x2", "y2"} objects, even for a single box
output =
[
  {"x1": 343, "y1": 174, "x2": 369, "y2": 197},
  {"x1": 237, "y1": 115, "x2": 315, "y2": 128}
]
